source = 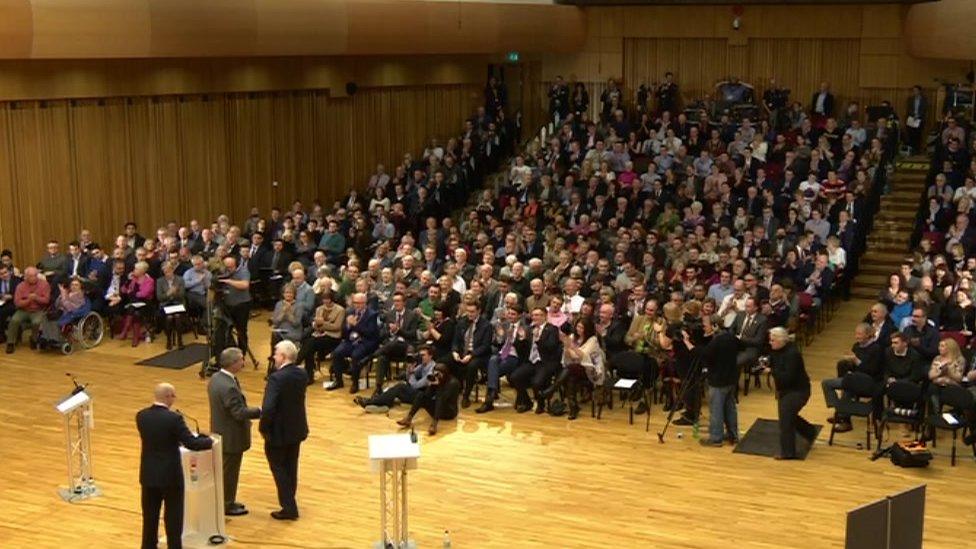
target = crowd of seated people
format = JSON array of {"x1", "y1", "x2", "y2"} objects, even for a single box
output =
[
  {"x1": 0, "y1": 73, "x2": 898, "y2": 435},
  {"x1": 842, "y1": 112, "x2": 976, "y2": 447}
]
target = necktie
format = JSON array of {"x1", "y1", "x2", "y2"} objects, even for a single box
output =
[
  {"x1": 529, "y1": 326, "x2": 542, "y2": 363},
  {"x1": 395, "y1": 312, "x2": 402, "y2": 330},
  {"x1": 500, "y1": 325, "x2": 514, "y2": 359},
  {"x1": 465, "y1": 321, "x2": 475, "y2": 352}
]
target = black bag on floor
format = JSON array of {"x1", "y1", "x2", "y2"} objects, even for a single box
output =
[{"x1": 889, "y1": 440, "x2": 932, "y2": 468}]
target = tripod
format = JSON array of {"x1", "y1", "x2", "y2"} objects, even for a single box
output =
[
  {"x1": 656, "y1": 353, "x2": 704, "y2": 444},
  {"x1": 197, "y1": 294, "x2": 259, "y2": 379}
]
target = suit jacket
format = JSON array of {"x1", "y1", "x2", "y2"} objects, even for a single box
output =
[
  {"x1": 906, "y1": 94, "x2": 927, "y2": 120},
  {"x1": 731, "y1": 311, "x2": 768, "y2": 350},
  {"x1": 136, "y1": 404, "x2": 213, "y2": 488},
  {"x1": 259, "y1": 363, "x2": 309, "y2": 446},
  {"x1": 452, "y1": 315, "x2": 493, "y2": 359},
  {"x1": 382, "y1": 307, "x2": 419, "y2": 344},
  {"x1": 66, "y1": 254, "x2": 91, "y2": 279},
  {"x1": 344, "y1": 306, "x2": 381, "y2": 348},
  {"x1": 248, "y1": 245, "x2": 271, "y2": 277},
  {"x1": 208, "y1": 371, "x2": 261, "y2": 454},
  {"x1": 516, "y1": 322, "x2": 561, "y2": 364},
  {"x1": 0, "y1": 276, "x2": 20, "y2": 313},
  {"x1": 810, "y1": 91, "x2": 834, "y2": 116}
]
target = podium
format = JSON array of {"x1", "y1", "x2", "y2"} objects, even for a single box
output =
[
  {"x1": 56, "y1": 390, "x2": 101, "y2": 502},
  {"x1": 369, "y1": 433, "x2": 420, "y2": 549},
  {"x1": 179, "y1": 434, "x2": 227, "y2": 547}
]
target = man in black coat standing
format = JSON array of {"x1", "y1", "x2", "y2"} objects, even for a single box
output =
[
  {"x1": 136, "y1": 383, "x2": 213, "y2": 549},
  {"x1": 692, "y1": 328, "x2": 740, "y2": 447},
  {"x1": 260, "y1": 339, "x2": 308, "y2": 520},
  {"x1": 763, "y1": 327, "x2": 818, "y2": 460}
]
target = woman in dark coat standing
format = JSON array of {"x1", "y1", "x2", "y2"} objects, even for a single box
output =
[{"x1": 764, "y1": 327, "x2": 818, "y2": 459}]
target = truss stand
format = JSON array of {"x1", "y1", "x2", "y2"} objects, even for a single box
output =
[
  {"x1": 369, "y1": 433, "x2": 420, "y2": 549},
  {"x1": 56, "y1": 390, "x2": 101, "y2": 502}
]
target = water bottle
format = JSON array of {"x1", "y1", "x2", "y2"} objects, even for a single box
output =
[
  {"x1": 189, "y1": 455, "x2": 198, "y2": 483},
  {"x1": 692, "y1": 421, "x2": 700, "y2": 440},
  {"x1": 443, "y1": 530, "x2": 452, "y2": 548}
]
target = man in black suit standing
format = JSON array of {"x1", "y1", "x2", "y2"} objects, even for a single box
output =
[
  {"x1": 260, "y1": 340, "x2": 308, "y2": 520},
  {"x1": 905, "y1": 85, "x2": 928, "y2": 153},
  {"x1": 136, "y1": 383, "x2": 213, "y2": 549},
  {"x1": 208, "y1": 347, "x2": 262, "y2": 516}
]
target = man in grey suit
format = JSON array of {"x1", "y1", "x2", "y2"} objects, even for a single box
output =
[
  {"x1": 208, "y1": 347, "x2": 261, "y2": 516},
  {"x1": 731, "y1": 297, "x2": 768, "y2": 386}
]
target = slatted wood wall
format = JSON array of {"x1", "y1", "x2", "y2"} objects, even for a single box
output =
[{"x1": 0, "y1": 84, "x2": 481, "y2": 262}]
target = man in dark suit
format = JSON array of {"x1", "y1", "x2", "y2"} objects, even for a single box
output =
[
  {"x1": 810, "y1": 81, "x2": 834, "y2": 120},
  {"x1": 136, "y1": 383, "x2": 213, "y2": 549},
  {"x1": 731, "y1": 297, "x2": 769, "y2": 378},
  {"x1": 327, "y1": 292, "x2": 380, "y2": 393},
  {"x1": 208, "y1": 347, "x2": 262, "y2": 516},
  {"x1": 905, "y1": 85, "x2": 928, "y2": 153},
  {"x1": 0, "y1": 265, "x2": 20, "y2": 340},
  {"x1": 260, "y1": 340, "x2": 308, "y2": 520},
  {"x1": 65, "y1": 241, "x2": 90, "y2": 280},
  {"x1": 373, "y1": 292, "x2": 420, "y2": 392},
  {"x1": 451, "y1": 300, "x2": 492, "y2": 408},
  {"x1": 510, "y1": 306, "x2": 562, "y2": 414}
]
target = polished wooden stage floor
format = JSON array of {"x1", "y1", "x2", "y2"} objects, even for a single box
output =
[{"x1": 1, "y1": 298, "x2": 974, "y2": 548}]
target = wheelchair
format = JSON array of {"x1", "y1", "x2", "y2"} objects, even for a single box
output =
[{"x1": 36, "y1": 311, "x2": 106, "y2": 355}]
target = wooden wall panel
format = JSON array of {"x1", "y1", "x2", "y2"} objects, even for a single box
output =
[{"x1": 0, "y1": 84, "x2": 480, "y2": 262}]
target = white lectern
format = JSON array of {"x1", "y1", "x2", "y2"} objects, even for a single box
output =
[
  {"x1": 56, "y1": 390, "x2": 100, "y2": 502},
  {"x1": 369, "y1": 433, "x2": 420, "y2": 549},
  {"x1": 180, "y1": 434, "x2": 226, "y2": 547}
]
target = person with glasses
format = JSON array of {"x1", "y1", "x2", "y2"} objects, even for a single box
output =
[{"x1": 902, "y1": 306, "x2": 940, "y2": 361}]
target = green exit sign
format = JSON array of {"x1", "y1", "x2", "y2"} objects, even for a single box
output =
[{"x1": 506, "y1": 51, "x2": 520, "y2": 63}]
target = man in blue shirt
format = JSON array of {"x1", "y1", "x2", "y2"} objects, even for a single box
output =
[{"x1": 352, "y1": 345, "x2": 436, "y2": 413}]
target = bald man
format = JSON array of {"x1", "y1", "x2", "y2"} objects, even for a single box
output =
[{"x1": 136, "y1": 383, "x2": 213, "y2": 549}]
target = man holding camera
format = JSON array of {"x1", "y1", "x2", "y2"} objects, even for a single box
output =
[
  {"x1": 217, "y1": 255, "x2": 252, "y2": 357},
  {"x1": 355, "y1": 345, "x2": 436, "y2": 413},
  {"x1": 689, "y1": 327, "x2": 740, "y2": 446}
]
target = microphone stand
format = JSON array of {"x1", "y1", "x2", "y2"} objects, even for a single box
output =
[{"x1": 176, "y1": 409, "x2": 202, "y2": 435}]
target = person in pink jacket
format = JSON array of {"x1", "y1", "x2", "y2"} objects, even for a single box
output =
[{"x1": 119, "y1": 261, "x2": 156, "y2": 347}]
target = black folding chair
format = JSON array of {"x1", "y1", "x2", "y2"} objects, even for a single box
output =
[
  {"x1": 926, "y1": 384, "x2": 974, "y2": 466},
  {"x1": 827, "y1": 372, "x2": 881, "y2": 450},
  {"x1": 877, "y1": 380, "x2": 924, "y2": 450}
]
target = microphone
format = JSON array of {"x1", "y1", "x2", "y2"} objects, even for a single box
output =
[
  {"x1": 65, "y1": 373, "x2": 87, "y2": 395},
  {"x1": 176, "y1": 409, "x2": 202, "y2": 435}
]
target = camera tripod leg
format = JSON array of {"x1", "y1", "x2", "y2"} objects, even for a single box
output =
[{"x1": 656, "y1": 360, "x2": 702, "y2": 444}]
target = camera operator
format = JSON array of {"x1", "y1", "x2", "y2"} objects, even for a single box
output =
[
  {"x1": 396, "y1": 362, "x2": 460, "y2": 436},
  {"x1": 687, "y1": 326, "x2": 739, "y2": 447},
  {"x1": 217, "y1": 255, "x2": 252, "y2": 357}
]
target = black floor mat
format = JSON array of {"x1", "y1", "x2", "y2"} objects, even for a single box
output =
[
  {"x1": 732, "y1": 418, "x2": 822, "y2": 460},
  {"x1": 136, "y1": 343, "x2": 209, "y2": 369}
]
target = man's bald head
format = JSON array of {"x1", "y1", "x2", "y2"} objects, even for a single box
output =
[{"x1": 153, "y1": 383, "x2": 177, "y2": 408}]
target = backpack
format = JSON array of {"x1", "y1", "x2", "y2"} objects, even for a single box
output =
[{"x1": 888, "y1": 440, "x2": 932, "y2": 468}]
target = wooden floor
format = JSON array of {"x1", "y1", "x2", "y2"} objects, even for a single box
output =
[{"x1": 1, "y1": 299, "x2": 975, "y2": 548}]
